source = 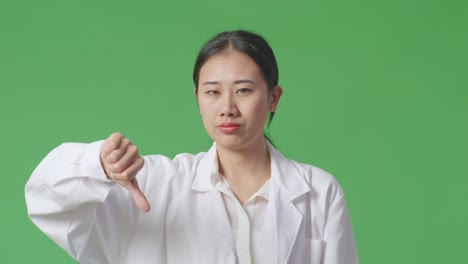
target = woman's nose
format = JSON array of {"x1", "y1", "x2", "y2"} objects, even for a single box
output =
[{"x1": 220, "y1": 94, "x2": 239, "y2": 117}]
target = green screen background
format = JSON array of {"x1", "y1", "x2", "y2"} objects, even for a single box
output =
[{"x1": 1, "y1": 0, "x2": 467, "y2": 263}]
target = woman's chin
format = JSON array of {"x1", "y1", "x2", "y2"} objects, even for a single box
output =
[{"x1": 213, "y1": 134, "x2": 264, "y2": 152}]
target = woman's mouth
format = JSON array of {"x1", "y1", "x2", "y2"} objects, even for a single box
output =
[{"x1": 218, "y1": 122, "x2": 241, "y2": 134}]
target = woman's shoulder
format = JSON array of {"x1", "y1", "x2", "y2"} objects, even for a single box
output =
[
  {"x1": 269, "y1": 145, "x2": 345, "y2": 202},
  {"x1": 287, "y1": 158, "x2": 345, "y2": 198},
  {"x1": 149, "y1": 142, "x2": 217, "y2": 169},
  {"x1": 143, "y1": 151, "x2": 208, "y2": 170},
  {"x1": 290, "y1": 160, "x2": 337, "y2": 182},
  {"x1": 270, "y1": 146, "x2": 340, "y2": 188}
]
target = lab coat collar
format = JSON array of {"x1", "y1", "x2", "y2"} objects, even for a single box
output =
[
  {"x1": 191, "y1": 143, "x2": 218, "y2": 192},
  {"x1": 191, "y1": 141, "x2": 310, "y2": 202},
  {"x1": 267, "y1": 141, "x2": 311, "y2": 201}
]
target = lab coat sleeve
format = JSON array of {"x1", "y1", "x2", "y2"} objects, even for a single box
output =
[
  {"x1": 25, "y1": 141, "x2": 142, "y2": 263},
  {"x1": 322, "y1": 189, "x2": 359, "y2": 264}
]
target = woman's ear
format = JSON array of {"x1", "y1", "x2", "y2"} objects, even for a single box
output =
[{"x1": 269, "y1": 85, "x2": 283, "y2": 112}]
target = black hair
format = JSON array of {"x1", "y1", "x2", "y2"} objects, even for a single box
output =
[{"x1": 193, "y1": 30, "x2": 279, "y2": 146}]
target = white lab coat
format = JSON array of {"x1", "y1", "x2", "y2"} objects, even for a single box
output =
[{"x1": 25, "y1": 141, "x2": 358, "y2": 264}]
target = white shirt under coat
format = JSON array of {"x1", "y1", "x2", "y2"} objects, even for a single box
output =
[{"x1": 25, "y1": 141, "x2": 359, "y2": 264}]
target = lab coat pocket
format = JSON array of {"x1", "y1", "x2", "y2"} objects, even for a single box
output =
[{"x1": 293, "y1": 238, "x2": 324, "y2": 264}]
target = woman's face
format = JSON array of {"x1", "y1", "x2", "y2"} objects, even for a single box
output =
[{"x1": 196, "y1": 50, "x2": 282, "y2": 151}]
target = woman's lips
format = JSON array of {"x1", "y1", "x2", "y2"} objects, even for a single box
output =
[{"x1": 218, "y1": 122, "x2": 241, "y2": 133}]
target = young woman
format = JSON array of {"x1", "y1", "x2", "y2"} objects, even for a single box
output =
[{"x1": 26, "y1": 30, "x2": 359, "y2": 264}]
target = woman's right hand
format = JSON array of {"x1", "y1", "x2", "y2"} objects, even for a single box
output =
[{"x1": 100, "y1": 132, "x2": 150, "y2": 212}]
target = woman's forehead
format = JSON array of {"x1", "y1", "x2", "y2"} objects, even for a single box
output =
[{"x1": 199, "y1": 50, "x2": 263, "y2": 83}]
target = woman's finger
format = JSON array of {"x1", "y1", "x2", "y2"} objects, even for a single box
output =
[
  {"x1": 111, "y1": 155, "x2": 144, "y2": 182},
  {"x1": 111, "y1": 144, "x2": 139, "y2": 175},
  {"x1": 101, "y1": 132, "x2": 123, "y2": 158},
  {"x1": 126, "y1": 178, "x2": 150, "y2": 212}
]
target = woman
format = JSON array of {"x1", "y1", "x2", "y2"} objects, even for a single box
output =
[{"x1": 26, "y1": 30, "x2": 359, "y2": 264}]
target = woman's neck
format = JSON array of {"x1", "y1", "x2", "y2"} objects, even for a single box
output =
[{"x1": 216, "y1": 139, "x2": 271, "y2": 204}]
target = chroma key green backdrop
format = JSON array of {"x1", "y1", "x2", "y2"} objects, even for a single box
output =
[{"x1": 1, "y1": 0, "x2": 467, "y2": 263}]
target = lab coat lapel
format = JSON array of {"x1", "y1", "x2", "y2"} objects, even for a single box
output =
[
  {"x1": 191, "y1": 143, "x2": 236, "y2": 253},
  {"x1": 261, "y1": 143, "x2": 311, "y2": 264}
]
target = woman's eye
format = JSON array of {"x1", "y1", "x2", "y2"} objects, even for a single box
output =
[
  {"x1": 206, "y1": 90, "x2": 219, "y2": 95},
  {"x1": 236, "y1": 88, "x2": 251, "y2": 94}
]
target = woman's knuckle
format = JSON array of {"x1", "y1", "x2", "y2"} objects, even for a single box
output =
[
  {"x1": 120, "y1": 171, "x2": 130, "y2": 179},
  {"x1": 129, "y1": 145, "x2": 139, "y2": 154},
  {"x1": 113, "y1": 163, "x2": 123, "y2": 173},
  {"x1": 108, "y1": 141, "x2": 117, "y2": 149}
]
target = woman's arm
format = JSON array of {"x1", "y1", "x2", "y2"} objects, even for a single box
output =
[
  {"x1": 323, "y1": 190, "x2": 359, "y2": 264},
  {"x1": 25, "y1": 135, "x2": 146, "y2": 263}
]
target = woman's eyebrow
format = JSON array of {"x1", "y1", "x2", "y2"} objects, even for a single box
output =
[
  {"x1": 233, "y1": 80, "x2": 255, "y2": 84},
  {"x1": 202, "y1": 80, "x2": 255, "y2": 86},
  {"x1": 202, "y1": 81, "x2": 219, "y2": 86}
]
